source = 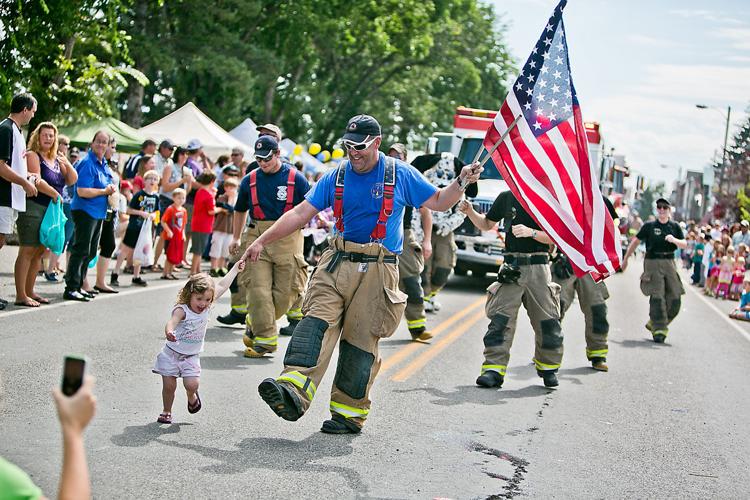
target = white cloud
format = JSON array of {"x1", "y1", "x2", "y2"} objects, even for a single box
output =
[
  {"x1": 669, "y1": 9, "x2": 746, "y2": 25},
  {"x1": 714, "y1": 26, "x2": 750, "y2": 50},
  {"x1": 632, "y1": 64, "x2": 750, "y2": 103}
]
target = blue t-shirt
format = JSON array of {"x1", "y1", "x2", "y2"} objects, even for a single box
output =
[
  {"x1": 235, "y1": 163, "x2": 310, "y2": 220},
  {"x1": 741, "y1": 291, "x2": 750, "y2": 309},
  {"x1": 71, "y1": 150, "x2": 113, "y2": 220},
  {"x1": 306, "y1": 153, "x2": 437, "y2": 254}
]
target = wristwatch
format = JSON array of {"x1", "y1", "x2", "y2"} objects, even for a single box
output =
[
  {"x1": 531, "y1": 230, "x2": 538, "y2": 239},
  {"x1": 456, "y1": 175, "x2": 468, "y2": 192}
]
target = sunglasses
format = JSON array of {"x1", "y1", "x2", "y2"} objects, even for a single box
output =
[
  {"x1": 255, "y1": 155, "x2": 273, "y2": 163},
  {"x1": 656, "y1": 204, "x2": 670, "y2": 210},
  {"x1": 343, "y1": 136, "x2": 377, "y2": 151}
]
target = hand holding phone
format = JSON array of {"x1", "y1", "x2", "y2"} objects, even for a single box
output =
[{"x1": 61, "y1": 356, "x2": 86, "y2": 396}]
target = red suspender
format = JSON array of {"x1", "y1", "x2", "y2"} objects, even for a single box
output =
[
  {"x1": 283, "y1": 168, "x2": 296, "y2": 214},
  {"x1": 371, "y1": 157, "x2": 396, "y2": 241},
  {"x1": 332, "y1": 157, "x2": 396, "y2": 241},
  {"x1": 249, "y1": 169, "x2": 265, "y2": 220},
  {"x1": 333, "y1": 163, "x2": 346, "y2": 233}
]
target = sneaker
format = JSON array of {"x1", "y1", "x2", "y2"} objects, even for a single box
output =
[
  {"x1": 424, "y1": 298, "x2": 435, "y2": 313},
  {"x1": 219, "y1": 267, "x2": 229, "y2": 276},
  {"x1": 591, "y1": 358, "x2": 609, "y2": 372},
  {"x1": 217, "y1": 310, "x2": 246, "y2": 325},
  {"x1": 63, "y1": 290, "x2": 90, "y2": 302},
  {"x1": 432, "y1": 299, "x2": 442, "y2": 311},
  {"x1": 279, "y1": 319, "x2": 300, "y2": 337},
  {"x1": 321, "y1": 414, "x2": 362, "y2": 434},
  {"x1": 80, "y1": 290, "x2": 96, "y2": 299},
  {"x1": 538, "y1": 370, "x2": 559, "y2": 387},
  {"x1": 209, "y1": 268, "x2": 220, "y2": 277},
  {"x1": 258, "y1": 378, "x2": 303, "y2": 421},
  {"x1": 653, "y1": 332, "x2": 667, "y2": 344},
  {"x1": 110, "y1": 273, "x2": 120, "y2": 287},
  {"x1": 44, "y1": 272, "x2": 60, "y2": 282},
  {"x1": 409, "y1": 327, "x2": 434, "y2": 341},
  {"x1": 476, "y1": 371, "x2": 504, "y2": 388},
  {"x1": 131, "y1": 277, "x2": 148, "y2": 287}
]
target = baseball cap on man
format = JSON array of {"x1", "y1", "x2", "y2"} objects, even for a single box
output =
[
  {"x1": 255, "y1": 136, "x2": 279, "y2": 159},
  {"x1": 655, "y1": 198, "x2": 671, "y2": 207},
  {"x1": 343, "y1": 114, "x2": 381, "y2": 143},
  {"x1": 256, "y1": 123, "x2": 282, "y2": 141},
  {"x1": 741, "y1": 220, "x2": 749, "y2": 227},
  {"x1": 186, "y1": 138, "x2": 203, "y2": 151},
  {"x1": 159, "y1": 139, "x2": 175, "y2": 150},
  {"x1": 222, "y1": 164, "x2": 240, "y2": 176},
  {"x1": 389, "y1": 143, "x2": 406, "y2": 158}
]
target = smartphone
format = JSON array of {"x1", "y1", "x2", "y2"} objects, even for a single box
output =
[{"x1": 61, "y1": 356, "x2": 86, "y2": 396}]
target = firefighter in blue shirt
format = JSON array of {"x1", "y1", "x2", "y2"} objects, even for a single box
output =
[{"x1": 241, "y1": 114, "x2": 482, "y2": 434}]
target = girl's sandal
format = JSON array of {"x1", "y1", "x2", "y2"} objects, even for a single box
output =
[{"x1": 157, "y1": 412, "x2": 172, "y2": 424}]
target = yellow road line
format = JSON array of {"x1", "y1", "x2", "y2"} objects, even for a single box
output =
[
  {"x1": 390, "y1": 308, "x2": 487, "y2": 382},
  {"x1": 380, "y1": 296, "x2": 485, "y2": 375}
]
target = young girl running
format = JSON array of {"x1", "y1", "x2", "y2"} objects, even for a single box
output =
[{"x1": 152, "y1": 260, "x2": 244, "y2": 424}]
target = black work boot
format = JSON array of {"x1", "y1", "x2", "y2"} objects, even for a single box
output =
[
  {"x1": 279, "y1": 319, "x2": 300, "y2": 336},
  {"x1": 476, "y1": 371, "x2": 504, "y2": 388},
  {"x1": 258, "y1": 378, "x2": 303, "y2": 421},
  {"x1": 321, "y1": 414, "x2": 362, "y2": 434},
  {"x1": 653, "y1": 333, "x2": 667, "y2": 344},
  {"x1": 538, "y1": 370, "x2": 559, "y2": 387},
  {"x1": 217, "y1": 310, "x2": 246, "y2": 325}
]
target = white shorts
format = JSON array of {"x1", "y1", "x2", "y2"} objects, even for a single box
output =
[
  {"x1": 209, "y1": 231, "x2": 233, "y2": 259},
  {"x1": 0, "y1": 206, "x2": 17, "y2": 235},
  {"x1": 152, "y1": 346, "x2": 201, "y2": 378}
]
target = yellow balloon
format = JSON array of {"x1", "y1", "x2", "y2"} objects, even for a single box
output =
[
  {"x1": 331, "y1": 148, "x2": 344, "y2": 160},
  {"x1": 309, "y1": 143, "x2": 321, "y2": 155},
  {"x1": 322, "y1": 150, "x2": 331, "y2": 162},
  {"x1": 293, "y1": 144, "x2": 303, "y2": 156}
]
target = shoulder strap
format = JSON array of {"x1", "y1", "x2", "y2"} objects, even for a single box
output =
[
  {"x1": 333, "y1": 162, "x2": 347, "y2": 233},
  {"x1": 249, "y1": 168, "x2": 265, "y2": 220},
  {"x1": 370, "y1": 157, "x2": 396, "y2": 241},
  {"x1": 283, "y1": 167, "x2": 296, "y2": 213}
]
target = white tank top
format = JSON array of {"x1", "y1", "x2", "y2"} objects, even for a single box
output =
[{"x1": 166, "y1": 303, "x2": 210, "y2": 355}]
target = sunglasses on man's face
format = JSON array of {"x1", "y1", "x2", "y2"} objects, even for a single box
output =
[
  {"x1": 343, "y1": 137, "x2": 377, "y2": 151},
  {"x1": 656, "y1": 204, "x2": 670, "y2": 210},
  {"x1": 255, "y1": 155, "x2": 273, "y2": 163}
]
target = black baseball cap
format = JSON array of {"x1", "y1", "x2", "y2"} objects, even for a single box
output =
[
  {"x1": 222, "y1": 164, "x2": 240, "y2": 176},
  {"x1": 159, "y1": 139, "x2": 175, "y2": 150},
  {"x1": 656, "y1": 198, "x2": 671, "y2": 207},
  {"x1": 342, "y1": 114, "x2": 381, "y2": 143},
  {"x1": 254, "y1": 135, "x2": 279, "y2": 159}
]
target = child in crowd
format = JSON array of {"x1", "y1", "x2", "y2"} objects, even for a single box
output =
[
  {"x1": 704, "y1": 243, "x2": 724, "y2": 296},
  {"x1": 189, "y1": 171, "x2": 217, "y2": 275},
  {"x1": 209, "y1": 176, "x2": 238, "y2": 276},
  {"x1": 730, "y1": 257, "x2": 746, "y2": 301},
  {"x1": 716, "y1": 253, "x2": 734, "y2": 299},
  {"x1": 729, "y1": 279, "x2": 750, "y2": 321},
  {"x1": 116, "y1": 180, "x2": 133, "y2": 240},
  {"x1": 699, "y1": 234, "x2": 712, "y2": 287},
  {"x1": 152, "y1": 260, "x2": 244, "y2": 424},
  {"x1": 690, "y1": 233, "x2": 704, "y2": 285},
  {"x1": 160, "y1": 188, "x2": 188, "y2": 280},
  {"x1": 111, "y1": 171, "x2": 160, "y2": 287}
]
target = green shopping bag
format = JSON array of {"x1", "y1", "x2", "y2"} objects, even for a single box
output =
[{"x1": 39, "y1": 198, "x2": 68, "y2": 255}]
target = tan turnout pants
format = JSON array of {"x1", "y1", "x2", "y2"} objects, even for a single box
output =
[
  {"x1": 639, "y1": 258, "x2": 685, "y2": 336},
  {"x1": 275, "y1": 238, "x2": 407, "y2": 429},
  {"x1": 422, "y1": 230, "x2": 456, "y2": 297},
  {"x1": 398, "y1": 229, "x2": 426, "y2": 333},
  {"x1": 238, "y1": 221, "x2": 306, "y2": 350},
  {"x1": 480, "y1": 258, "x2": 563, "y2": 377},
  {"x1": 553, "y1": 273, "x2": 610, "y2": 359}
]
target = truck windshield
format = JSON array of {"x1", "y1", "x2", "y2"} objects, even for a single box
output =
[{"x1": 459, "y1": 138, "x2": 503, "y2": 180}]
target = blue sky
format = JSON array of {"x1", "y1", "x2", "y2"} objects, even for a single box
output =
[{"x1": 489, "y1": 0, "x2": 750, "y2": 189}]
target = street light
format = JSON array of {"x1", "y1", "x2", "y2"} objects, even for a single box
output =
[{"x1": 695, "y1": 104, "x2": 731, "y2": 188}]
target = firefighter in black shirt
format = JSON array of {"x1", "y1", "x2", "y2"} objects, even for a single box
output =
[
  {"x1": 460, "y1": 190, "x2": 563, "y2": 388},
  {"x1": 622, "y1": 198, "x2": 687, "y2": 343}
]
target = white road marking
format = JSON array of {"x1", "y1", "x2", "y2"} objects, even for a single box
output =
[
  {"x1": 686, "y1": 284, "x2": 750, "y2": 343},
  {"x1": 0, "y1": 281, "x2": 184, "y2": 319}
]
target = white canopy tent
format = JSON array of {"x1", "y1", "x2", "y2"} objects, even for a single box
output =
[
  {"x1": 229, "y1": 118, "x2": 260, "y2": 149},
  {"x1": 279, "y1": 138, "x2": 326, "y2": 173},
  {"x1": 139, "y1": 102, "x2": 251, "y2": 159}
]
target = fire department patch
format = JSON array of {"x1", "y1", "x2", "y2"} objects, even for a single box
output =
[
  {"x1": 277, "y1": 185, "x2": 288, "y2": 201},
  {"x1": 371, "y1": 182, "x2": 384, "y2": 199}
]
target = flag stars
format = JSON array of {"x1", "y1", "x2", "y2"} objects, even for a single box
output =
[
  {"x1": 544, "y1": 37, "x2": 552, "y2": 46},
  {"x1": 551, "y1": 83, "x2": 561, "y2": 93},
  {"x1": 528, "y1": 74, "x2": 535, "y2": 82},
  {"x1": 549, "y1": 98, "x2": 558, "y2": 108},
  {"x1": 533, "y1": 121, "x2": 543, "y2": 130},
  {"x1": 515, "y1": 82, "x2": 523, "y2": 91},
  {"x1": 529, "y1": 60, "x2": 537, "y2": 69},
  {"x1": 562, "y1": 103, "x2": 572, "y2": 113},
  {"x1": 553, "y1": 71, "x2": 562, "y2": 80},
  {"x1": 543, "y1": 51, "x2": 550, "y2": 60},
  {"x1": 537, "y1": 93, "x2": 546, "y2": 102},
  {"x1": 538, "y1": 79, "x2": 547, "y2": 88},
  {"x1": 523, "y1": 101, "x2": 532, "y2": 110},
  {"x1": 548, "y1": 112, "x2": 557, "y2": 121},
  {"x1": 540, "y1": 66, "x2": 549, "y2": 75},
  {"x1": 525, "y1": 88, "x2": 533, "y2": 96},
  {"x1": 555, "y1": 56, "x2": 564, "y2": 65},
  {"x1": 546, "y1": 23, "x2": 554, "y2": 32},
  {"x1": 557, "y1": 42, "x2": 565, "y2": 50}
]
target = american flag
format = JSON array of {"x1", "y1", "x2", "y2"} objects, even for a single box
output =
[{"x1": 484, "y1": 0, "x2": 621, "y2": 279}]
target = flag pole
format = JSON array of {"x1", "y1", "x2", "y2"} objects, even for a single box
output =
[{"x1": 477, "y1": 114, "x2": 522, "y2": 168}]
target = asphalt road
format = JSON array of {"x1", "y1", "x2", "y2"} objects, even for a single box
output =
[{"x1": 1, "y1": 249, "x2": 749, "y2": 499}]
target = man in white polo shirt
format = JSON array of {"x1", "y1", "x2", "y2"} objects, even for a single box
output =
[{"x1": 0, "y1": 93, "x2": 39, "y2": 310}]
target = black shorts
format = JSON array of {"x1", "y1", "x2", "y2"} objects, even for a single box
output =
[{"x1": 123, "y1": 222, "x2": 144, "y2": 248}]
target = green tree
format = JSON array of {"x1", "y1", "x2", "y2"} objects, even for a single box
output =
[
  {"x1": 0, "y1": 0, "x2": 146, "y2": 130},
  {"x1": 637, "y1": 181, "x2": 666, "y2": 219}
]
